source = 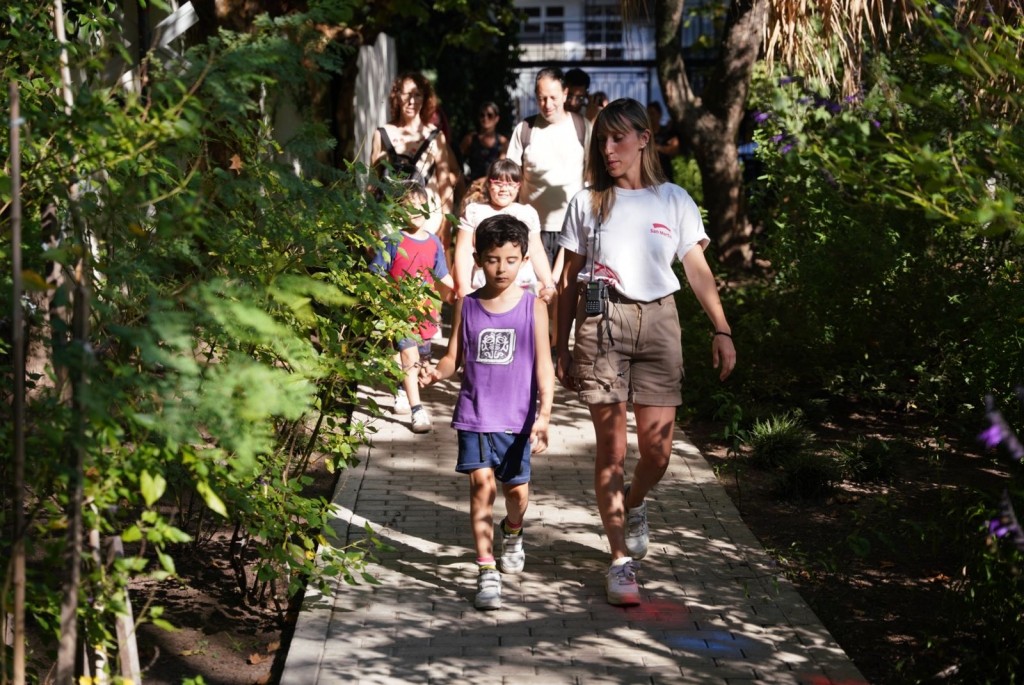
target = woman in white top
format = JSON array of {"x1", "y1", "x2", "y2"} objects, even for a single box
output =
[
  {"x1": 371, "y1": 71, "x2": 459, "y2": 250},
  {"x1": 556, "y1": 98, "x2": 737, "y2": 607}
]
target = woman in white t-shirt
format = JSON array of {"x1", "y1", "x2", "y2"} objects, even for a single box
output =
[
  {"x1": 454, "y1": 159, "x2": 555, "y2": 302},
  {"x1": 556, "y1": 98, "x2": 737, "y2": 607}
]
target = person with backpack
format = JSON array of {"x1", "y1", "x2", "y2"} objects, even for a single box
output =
[
  {"x1": 505, "y1": 68, "x2": 590, "y2": 356},
  {"x1": 371, "y1": 71, "x2": 460, "y2": 251},
  {"x1": 504, "y1": 67, "x2": 590, "y2": 287}
]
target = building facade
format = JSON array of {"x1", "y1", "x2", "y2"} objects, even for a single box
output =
[{"x1": 510, "y1": 0, "x2": 719, "y2": 121}]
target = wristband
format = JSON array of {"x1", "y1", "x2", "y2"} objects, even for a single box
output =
[{"x1": 713, "y1": 331, "x2": 732, "y2": 339}]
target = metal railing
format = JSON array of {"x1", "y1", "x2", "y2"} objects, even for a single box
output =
[{"x1": 516, "y1": 17, "x2": 718, "y2": 65}]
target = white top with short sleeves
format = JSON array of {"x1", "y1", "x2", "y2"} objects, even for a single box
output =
[
  {"x1": 505, "y1": 115, "x2": 590, "y2": 233},
  {"x1": 558, "y1": 184, "x2": 710, "y2": 302},
  {"x1": 459, "y1": 201, "x2": 542, "y2": 290}
]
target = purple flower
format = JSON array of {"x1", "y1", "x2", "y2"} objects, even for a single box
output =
[
  {"x1": 979, "y1": 422, "x2": 1007, "y2": 449},
  {"x1": 770, "y1": 134, "x2": 785, "y2": 144},
  {"x1": 989, "y1": 490, "x2": 1024, "y2": 551},
  {"x1": 871, "y1": 120, "x2": 881, "y2": 129},
  {"x1": 754, "y1": 111, "x2": 771, "y2": 124},
  {"x1": 779, "y1": 76, "x2": 797, "y2": 86},
  {"x1": 780, "y1": 143, "x2": 793, "y2": 155},
  {"x1": 980, "y1": 395, "x2": 1024, "y2": 461}
]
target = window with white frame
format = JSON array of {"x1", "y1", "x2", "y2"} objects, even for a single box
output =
[
  {"x1": 584, "y1": 3, "x2": 623, "y2": 59},
  {"x1": 521, "y1": 5, "x2": 565, "y2": 43}
]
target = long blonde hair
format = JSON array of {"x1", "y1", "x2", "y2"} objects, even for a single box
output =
[{"x1": 585, "y1": 98, "x2": 666, "y2": 223}]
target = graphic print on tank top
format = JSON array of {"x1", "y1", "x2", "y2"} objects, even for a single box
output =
[{"x1": 476, "y1": 328, "x2": 516, "y2": 365}]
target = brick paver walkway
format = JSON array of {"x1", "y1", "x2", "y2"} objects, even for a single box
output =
[{"x1": 281, "y1": 376, "x2": 868, "y2": 685}]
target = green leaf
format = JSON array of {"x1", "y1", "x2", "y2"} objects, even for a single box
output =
[
  {"x1": 140, "y1": 470, "x2": 167, "y2": 507},
  {"x1": 196, "y1": 481, "x2": 228, "y2": 517}
]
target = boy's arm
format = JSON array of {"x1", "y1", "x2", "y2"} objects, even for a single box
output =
[
  {"x1": 421, "y1": 297, "x2": 463, "y2": 386},
  {"x1": 530, "y1": 297, "x2": 555, "y2": 454}
]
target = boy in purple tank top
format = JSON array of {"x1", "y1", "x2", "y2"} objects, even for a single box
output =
[{"x1": 421, "y1": 215, "x2": 554, "y2": 610}]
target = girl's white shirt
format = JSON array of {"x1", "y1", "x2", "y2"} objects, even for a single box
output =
[{"x1": 460, "y1": 201, "x2": 541, "y2": 290}]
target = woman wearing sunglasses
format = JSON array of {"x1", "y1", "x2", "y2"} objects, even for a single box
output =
[{"x1": 459, "y1": 102, "x2": 509, "y2": 183}]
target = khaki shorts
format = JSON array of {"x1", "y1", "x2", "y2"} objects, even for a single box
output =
[{"x1": 570, "y1": 291, "x2": 684, "y2": 406}]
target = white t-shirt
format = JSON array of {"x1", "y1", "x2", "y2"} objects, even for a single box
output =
[
  {"x1": 459, "y1": 202, "x2": 541, "y2": 290},
  {"x1": 506, "y1": 114, "x2": 590, "y2": 233},
  {"x1": 558, "y1": 184, "x2": 710, "y2": 302}
]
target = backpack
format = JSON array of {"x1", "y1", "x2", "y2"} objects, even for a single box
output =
[
  {"x1": 377, "y1": 127, "x2": 440, "y2": 187},
  {"x1": 518, "y1": 111, "x2": 587, "y2": 150}
]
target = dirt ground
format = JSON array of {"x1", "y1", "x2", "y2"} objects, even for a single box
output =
[
  {"x1": 128, "y1": 403, "x2": 1008, "y2": 685},
  {"x1": 684, "y1": 404, "x2": 1009, "y2": 685}
]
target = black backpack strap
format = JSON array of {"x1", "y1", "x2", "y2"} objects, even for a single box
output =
[
  {"x1": 378, "y1": 127, "x2": 398, "y2": 157},
  {"x1": 519, "y1": 115, "x2": 537, "y2": 150}
]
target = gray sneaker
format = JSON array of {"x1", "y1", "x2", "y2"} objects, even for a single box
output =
[
  {"x1": 499, "y1": 519, "x2": 525, "y2": 574},
  {"x1": 625, "y1": 493, "x2": 649, "y2": 560},
  {"x1": 606, "y1": 558, "x2": 641, "y2": 606},
  {"x1": 474, "y1": 569, "x2": 502, "y2": 610}
]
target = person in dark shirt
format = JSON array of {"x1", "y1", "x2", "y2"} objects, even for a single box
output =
[{"x1": 459, "y1": 102, "x2": 509, "y2": 183}]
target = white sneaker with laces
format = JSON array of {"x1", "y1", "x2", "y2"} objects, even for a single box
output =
[
  {"x1": 499, "y1": 519, "x2": 525, "y2": 574},
  {"x1": 475, "y1": 569, "x2": 502, "y2": 610},
  {"x1": 606, "y1": 558, "x2": 641, "y2": 606},
  {"x1": 410, "y1": 407, "x2": 432, "y2": 433}
]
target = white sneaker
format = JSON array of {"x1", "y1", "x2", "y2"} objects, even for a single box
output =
[
  {"x1": 606, "y1": 558, "x2": 641, "y2": 606},
  {"x1": 474, "y1": 569, "x2": 502, "y2": 610},
  {"x1": 499, "y1": 519, "x2": 525, "y2": 574},
  {"x1": 393, "y1": 389, "x2": 410, "y2": 415},
  {"x1": 410, "y1": 407, "x2": 432, "y2": 434},
  {"x1": 625, "y1": 499, "x2": 649, "y2": 560}
]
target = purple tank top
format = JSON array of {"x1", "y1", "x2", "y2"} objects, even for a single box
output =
[{"x1": 452, "y1": 292, "x2": 538, "y2": 433}]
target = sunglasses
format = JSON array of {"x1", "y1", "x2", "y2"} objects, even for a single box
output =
[{"x1": 480, "y1": 111, "x2": 498, "y2": 120}]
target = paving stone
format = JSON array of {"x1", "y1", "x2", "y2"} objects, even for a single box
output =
[{"x1": 280, "y1": 382, "x2": 867, "y2": 685}]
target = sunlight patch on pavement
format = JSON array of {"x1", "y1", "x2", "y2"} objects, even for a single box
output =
[{"x1": 331, "y1": 503, "x2": 453, "y2": 556}]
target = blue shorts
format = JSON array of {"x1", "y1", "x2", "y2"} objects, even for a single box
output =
[
  {"x1": 397, "y1": 338, "x2": 432, "y2": 358},
  {"x1": 456, "y1": 430, "x2": 532, "y2": 485}
]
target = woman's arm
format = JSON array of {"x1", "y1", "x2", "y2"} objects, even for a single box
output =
[
  {"x1": 681, "y1": 245, "x2": 736, "y2": 381},
  {"x1": 531, "y1": 297, "x2": 554, "y2": 453},
  {"x1": 370, "y1": 127, "x2": 385, "y2": 166},
  {"x1": 556, "y1": 250, "x2": 587, "y2": 388}
]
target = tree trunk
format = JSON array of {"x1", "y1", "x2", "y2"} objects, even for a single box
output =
[{"x1": 655, "y1": 0, "x2": 765, "y2": 268}]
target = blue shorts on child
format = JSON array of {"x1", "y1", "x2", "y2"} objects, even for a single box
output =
[{"x1": 456, "y1": 430, "x2": 531, "y2": 485}]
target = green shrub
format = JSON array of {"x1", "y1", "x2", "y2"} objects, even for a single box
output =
[
  {"x1": 774, "y1": 452, "x2": 842, "y2": 501},
  {"x1": 0, "y1": 7, "x2": 419, "y2": 675},
  {"x1": 741, "y1": 411, "x2": 813, "y2": 469},
  {"x1": 834, "y1": 436, "x2": 902, "y2": 483}
]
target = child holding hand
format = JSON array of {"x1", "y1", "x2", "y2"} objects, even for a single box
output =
[{"x1": 421, "y1": 214, "x2": 554, "y2": 610}]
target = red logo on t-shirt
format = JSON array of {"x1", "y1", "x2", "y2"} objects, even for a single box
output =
[{"x1": 650, "y1": 222, "x2": 672, "y2": 237}]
